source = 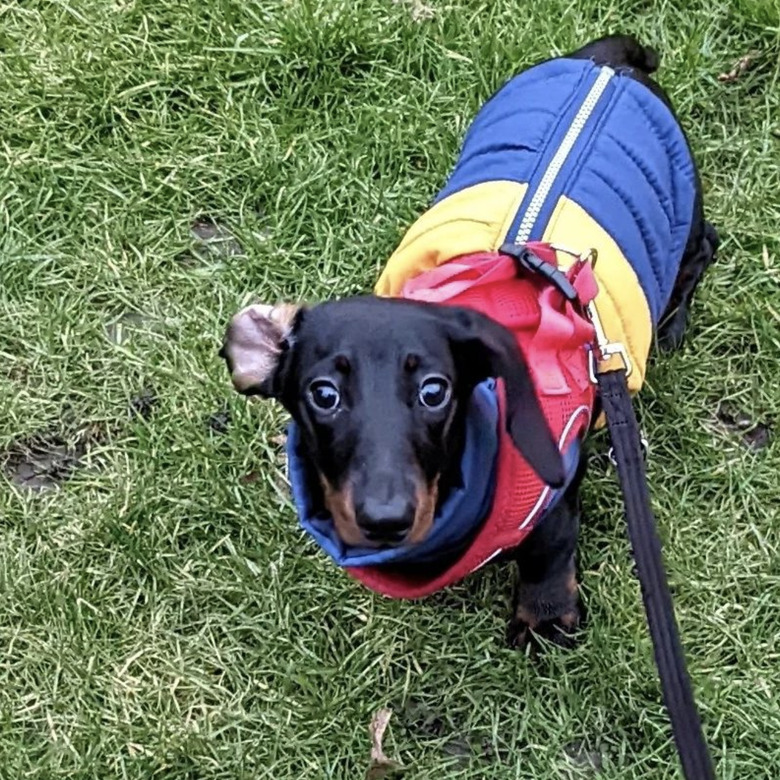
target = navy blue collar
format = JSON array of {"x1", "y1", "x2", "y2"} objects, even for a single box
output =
[{"x1": 286, "y1": 380, "x2": 500, "y2": 567}]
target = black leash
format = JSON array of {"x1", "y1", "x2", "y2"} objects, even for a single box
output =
[
  {"x1": 597, "y1": 368, "x2": 715, "y2": 780},
  {"x1": 503, "y1": 241, "x2": 713, "y2": 775}
]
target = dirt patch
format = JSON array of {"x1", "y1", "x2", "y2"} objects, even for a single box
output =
[
  {"x1": 189, "y1": 216, "x2": 244, "y2": 261},
  {"x1": 129, "y1": 388, "x2": 157, "y2": 421},
  {"x1": 105, "y1": 311, "x2": 153, "y2": 345},
  {"x1": 3, "y1": 435, "x2": 88, "y2": 492},
  {"x1": 396, "y1": 700, "x2": 493, "y2": 765},
  {"x1": 563, "y1": 739, "x2": 603, "y2": 774},
  {"x1": 714, "y1": 403, "x2": 772, "y2": 451},
  {"x1": 205, "y1": 407, "x2": 231, "y2": 435}
]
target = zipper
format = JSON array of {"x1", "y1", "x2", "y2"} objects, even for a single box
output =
[{"x1": 513, "y1": 66, "x2": 614, "y2": 245}]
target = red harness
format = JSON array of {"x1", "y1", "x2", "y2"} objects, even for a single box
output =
[{"x1": 347, "y1": 244, "x2": 599, "y2": 599}]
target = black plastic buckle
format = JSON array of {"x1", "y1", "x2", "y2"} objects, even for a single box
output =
[{"x1": 499, "y1": 241, "x2": 578, "y2": 302}]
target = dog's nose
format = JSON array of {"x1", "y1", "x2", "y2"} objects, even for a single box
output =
[{"x1": 356, "y1": 496, "x2": 415, "y2": 544}]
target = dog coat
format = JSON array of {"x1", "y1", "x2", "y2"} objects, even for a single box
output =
[{"x1": 288, "y1": 57, "x2": 698, "y2": 598}]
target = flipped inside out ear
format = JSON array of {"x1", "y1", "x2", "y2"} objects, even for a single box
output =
[
  {"x1": 220, "y1": 302, "x2": 302, "y2": 397},
  {"x1": 440, "y1": 306, "x2": 565, "y2": 488}
]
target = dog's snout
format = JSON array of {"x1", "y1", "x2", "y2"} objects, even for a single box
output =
[{"x1": 356, "y1": 496, "x2": 416, "y2": 544}]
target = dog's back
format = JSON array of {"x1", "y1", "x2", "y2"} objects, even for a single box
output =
[{"x1": 376, "y1": 37, "x2": 698, "y2": 396}]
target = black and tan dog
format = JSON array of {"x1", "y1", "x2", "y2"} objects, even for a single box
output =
[{"x1": 221, "y1": 35, "x2": 718, "y2": 649}]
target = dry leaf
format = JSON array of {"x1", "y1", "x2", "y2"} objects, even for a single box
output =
[
  {"x1": 393, "y1": 0, "x2": 435, "y2": 22},
  {"x1": 718, "y1": 52, "x2": 758, "y2": 82},
  {"x1": 366, "y1": 708, "x2": 403, "y2": 779}
]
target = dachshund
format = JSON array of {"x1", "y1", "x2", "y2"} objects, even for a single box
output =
[{"x1": 221, "y1": 34, "x2": 718, "y2": 650}]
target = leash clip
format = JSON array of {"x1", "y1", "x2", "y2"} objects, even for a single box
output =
[
  {"x1": 577, "y1": 247, "x2": 633, "y2": 382},
  {"x1": 502, "y1": 241, "x2": 631, "y2": 382},
  {"x1": 586, "y1": 303, "x2": 633, "y2": 382}
]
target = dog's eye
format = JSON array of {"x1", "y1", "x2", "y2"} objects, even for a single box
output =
[
  {"x1": 308, "y1": 379, "x2": 340, "y2": 412},
  {"x1": 418, "y1": 375, "x2": 451, "y2": 410}
]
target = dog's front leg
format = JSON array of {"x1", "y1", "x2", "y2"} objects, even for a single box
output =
[{"x1": 507, "y1": 464, "x2": 585, "y2": 651}]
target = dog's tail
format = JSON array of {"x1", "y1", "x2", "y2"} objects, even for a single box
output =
[
  {"x1": 569, "y1": 35, "x2": 661, "y2": 75},
  {"x1": 618, "y1": 35, "x2": 660, "y2": 74}
]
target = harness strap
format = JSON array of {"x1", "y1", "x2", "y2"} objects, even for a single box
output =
[{"x1": 598, "y1": 368, "x2": 714, "y2": 780}]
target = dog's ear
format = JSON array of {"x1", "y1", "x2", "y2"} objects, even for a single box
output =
[
  {"x1": 441, "y1": 307, "x2": 565, "y2": 488},
  {"x1": 220, "y1": 303, "x2": 302, "y2": 398}
]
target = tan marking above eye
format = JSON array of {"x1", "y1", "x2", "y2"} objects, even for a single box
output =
[
  {"x1": 334, "y1": 354, "x2": 351, "y2": 374},
  {"x1": 404, "y1": 354, "x2": 420, "y2": 372}
]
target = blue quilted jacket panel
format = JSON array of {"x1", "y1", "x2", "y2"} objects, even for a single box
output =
[{"x1": 435, "y1": 58, "x2": 697, "y2": 323}]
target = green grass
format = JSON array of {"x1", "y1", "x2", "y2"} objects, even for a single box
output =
[{"x1": 1, "y1": 0, "x2": 779, "y2": 777}]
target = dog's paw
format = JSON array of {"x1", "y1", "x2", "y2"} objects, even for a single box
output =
[
  {"x1": 657, "y1": 314, "x2": 688, "y2": 353},
  {"x1": 506, "y1": 608, "x2": 581, "y2": 652}
]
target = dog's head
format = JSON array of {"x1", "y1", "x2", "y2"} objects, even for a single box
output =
[{"x1": 221, "y1": 296, "x2": 563, "y2": 548}]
